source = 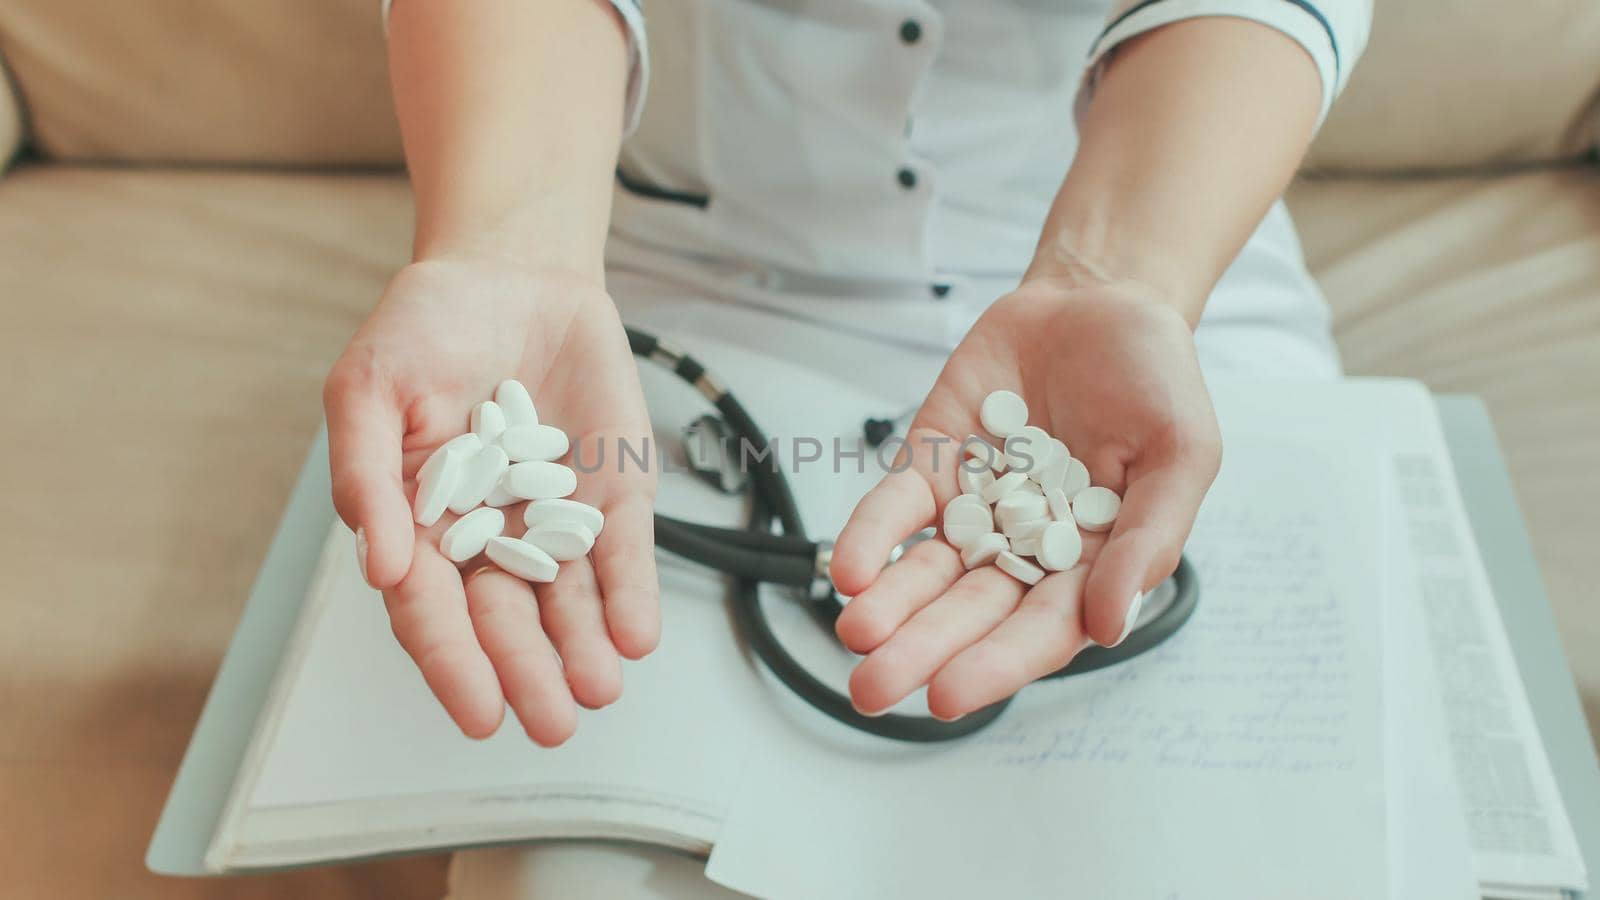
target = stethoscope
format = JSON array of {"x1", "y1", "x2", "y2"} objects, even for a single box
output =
[{"x1": 629, "y1": 327, "x2": 1200, "y2": 743}]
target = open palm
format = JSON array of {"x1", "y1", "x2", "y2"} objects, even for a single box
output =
[
  {"x1": 324, "y1": 257, "x2": 658, "y2": 745},
  {"x1": 828, "y1": 280, "x2": 1221, "y2": 720}
]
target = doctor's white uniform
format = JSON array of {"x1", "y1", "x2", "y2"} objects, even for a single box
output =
[{"x1": 385, "y1": 0, "x2": 1375, "y2": 895}]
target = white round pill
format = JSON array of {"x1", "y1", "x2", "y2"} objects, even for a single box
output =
[
  {"x1": 1045, "y1": 487, "x2": 1073, "y2": 522},
  {"x1": 1072, "y1": 485, "x2": 1122, "y2": 532},
  {"x1": 448, "y1": 444, "x2": 510, "y2": 515},
  {"x1": 942, "y1": 494, "x2": 993, "y2": 548},
  {"x1": 995, "y1": 492, "x2": 1049, "y2": 529},
  {"x1": 470, "y1": 400, "x2": 507, "y2": 444},
  {"x1": 1011, "y1": 536, "x2": 1043, "y2": 558},
  {"x1": 1061, "y1": 457, "x2": 1091, "y2": 499},
  {"x1": 414, "y1": 439, "x2": 472, "y2": 527},
  {"x1": 523, "y1": 498, "x2": 605, "y2": 536},
  {"x1": 981, "y1": 471, "x2": 1031, "y2": 505},
  {"x1": 499, "y1": 423, "x2": 570, "y2": 463},
  {"x1": 980, "y1": 390, "x2": 1029, "y2": 439},
  {"x1": 440, "y1": 507, "x2": 505, "y2": 563},
  {"x1": 995, "y1": 550, "x2": 1045, "y2": 586},
  {"x1": 957, "y1": 460, "x2": 996, "y2": 498},
  {"x1": 1002, "y1": 517, "x2": 1049, "y2": 541},
  {"x1": 1003, "y1": 426, "x2": 1048, "y2": 474},
  {"x1": 1032, "y1": 439, "x2": 1070, "y2": 490},
  {"x1": 524, "y1": 521, "x2": 596, "y2": 562},
  {"x1": 501, "y1": 461, "x2": 577, "y2": 501},
  {"x1": 961, "y1": 435, "x2": 1009, "y2": 473},
  {"x1": 485, "y1": 535, "x2": 559, "y2": 583},
  {"x1": 494, "y1": 379, "x2": 539, "y2": 427},
  {"x1": 1036, "y1": 521, "x2": 1083, "y2": 571},
  {"x1": 960, "y1": 532, "x2": 1009, "y2": 569}
]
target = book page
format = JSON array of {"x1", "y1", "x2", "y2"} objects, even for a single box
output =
[{"x1": 707, "y1": 416, "x2": 1391, "y2": 900}]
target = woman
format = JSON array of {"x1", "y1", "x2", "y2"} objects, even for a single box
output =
[{"x1": 325, "y1": 0, "x2": 1369, "y2": 893}]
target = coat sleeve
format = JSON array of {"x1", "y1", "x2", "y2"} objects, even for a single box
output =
[
  {"x1": 1076, "y1": 0, "x2": 1373, "y2": 128},
  {"x1": 381, "y1": 0, "x2": 650, "y2": 137}
]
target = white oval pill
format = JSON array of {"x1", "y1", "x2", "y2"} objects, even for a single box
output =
[
  {"x1": 471, "y1": 400, "x2": 507, "y2": 444},
  {"x1": 494, "y1": 379, "x2": 539, "y2": 427},
  {"x1": 960, "y1": 532, "x2": 1009, "y2": 569},
  {"x1": 524, "y1": 521, "x2": 596, "y2": 562},
  {"x1": 523, "y1": 498, "x2": 605, "y2": 536},
  {"x1": 1036, "y1": 521, "x2": 1083, "y2": 571},
  {"x1": 1072, "y1": 485, "x2": 1122, "y2": 532},
  {"x1": 440, "y1": 507, "x2": 505, "y2": 563},
  {"x1": 502, "y1": 461, "x2": 577, "y2": 501},
  {"x1": 423, "y1": 432, "x2": 483, "y2": 470},
  {"x1": 1006, "y1": 425, "x2": 1051, "y2": 474},
  {"x1": 448, "y1": 444, "x2": 510, "y2": 514},
  {"x1": 980, "y1": 390, "x2": 1029, "y2": 439},
  {"x1": 414, "y1": 440, "x2": 470, "y2": 527},
  {"x1": 961, "y1": 435, "x2": 1009, "y2": 473},
  {"x1": 957, "y1": 460, "x2": 996, "y2": 498},
  {"x1": 485, "y1": 536, "x2": 559, "y2": 583},
  {"x1": 499, "y1": 423, "x2": 570, "y2": 463},
  {"x1": 942, "y1": 494, "x2": 993, "y2": 548},
  {"x1": 483, "y1": 481, "x2": 519, "y2": 507},
  {"x1": 995, "y1": 492, "x2": 1049, "y2": 529},
  {"x1": 995, "y1": 550, "x2": 1045, "y2": 586},
  {"x1": 1062, "y1": 457, "x2": 1091, "y2": 499},
  {"x1": 981, "y1": 471, "x2": 1030, "y2": 504}
]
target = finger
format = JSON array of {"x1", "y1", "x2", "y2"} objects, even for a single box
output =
[
  {"x1": 831, "y1": 426, "x2": 962, "y2": 596},
  {"x1": 325, "y1": 361, "x2": 413, "y2": 589},
  {"x1": 928, "y1": 567, "x2": 1089, "y2": 719},
  {"x1": 847, "y1": 566, "x2": 1024, "y2": 716},
  {"x1": 385, "y1": 539, "x2": 505, "y2": 738},
  {"x1": 591, "y1": 491, "x2": 660, "y2": 659},
  {"x1": 535, "y1": 557, "x2": 625, "y2": 709},
  {"x1": 1082, "y1": 463, "x2": 1211, "y2": 647},
  {"x1": 834, "y1": 538, "x2": 964, "y2": 654},
  {"x1": 465, "y1": 568, "x2": 578, "y2": 747}
]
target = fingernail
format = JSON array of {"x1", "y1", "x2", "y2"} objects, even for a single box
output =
[
  {"x1": 355, "y1": 527, "x2": 371, "y2": 587},
  {"x1": 854, "y1": 705, "x2": 889, "y2": 718},
  {"x1": 932, "y1": 710, "x2": 966, "y2": 723},
  {"x1": 1109, "y1": 590, "x2": 1143, "y2": 647}
]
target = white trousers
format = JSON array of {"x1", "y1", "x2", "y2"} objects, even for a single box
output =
[{"x1": 443, "y1": 202, "x2": 1340, "y2": 900}]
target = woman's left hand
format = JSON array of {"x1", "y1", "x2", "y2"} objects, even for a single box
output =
[{"x1": 828, "y1": 277, "x2": 1222, "y2": 720}]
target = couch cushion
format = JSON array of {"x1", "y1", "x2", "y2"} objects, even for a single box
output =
[
  {"x1": 1303, "y1": 2, "x2": 1600, "y2": 172},
  {"x1": 1, "y1": 0, "x2": 1596, "y2": 171},
  {"x1": 0, "y1": 166, "x2": 443, "y2": 897},
  {"x1": 1288, "y1": 168, "x2": 1600, "y2": 727}
]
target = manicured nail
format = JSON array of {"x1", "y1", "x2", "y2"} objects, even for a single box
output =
[
  {"x1": 1110, "y1": 590, "x2": 1143, "y2": 647},
  {"x1": 355, "y1": 527, "x2": 371, "y2": 586},
  {"x1": 932, "y1": 710, "x2": 966, "y2": 723},
  {"x1": 855, "y1": 705, "x2": 889, "y2": 718}
]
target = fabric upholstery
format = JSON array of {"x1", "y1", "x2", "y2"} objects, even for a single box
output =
[{"x1": 0, "y1": 0, "x2": 1595, "y2": 171}]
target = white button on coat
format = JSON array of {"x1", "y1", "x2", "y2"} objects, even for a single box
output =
[
  {"x1": 485, "y1": 536, "x2": 559, "y2": 583},
  {"x1": 440, "y1": 507, "x2": 506, "y2": 563},
  {"x1": 1072, "y1": 485, "x2": 1121, "y2": 532},
  {"x1": 494, "y1": 379, "x2": 539, "y2": 427},
  {"x1": 501, "y1": 461, "x2": 578, "y2": 501}
]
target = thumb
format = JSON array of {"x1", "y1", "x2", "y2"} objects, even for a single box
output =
[{"x1": 324, "y1": 360, "x2": 414, "y2": 589}]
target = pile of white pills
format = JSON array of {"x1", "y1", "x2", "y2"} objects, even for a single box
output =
[
  {"x1": 413, "y1": 379, "x2": 604, "y2": 584},
  {"x1": 940, "y1": 390, "x2": 1122, "y2": 586}
]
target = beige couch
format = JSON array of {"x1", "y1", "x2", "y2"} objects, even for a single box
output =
[{"x1": 1, "y1": 2, "x2": 1596, "y2": 897}]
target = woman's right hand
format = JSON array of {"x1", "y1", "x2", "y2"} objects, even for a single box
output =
[{"x1": 323, "y1": 256, "x2": 660, "y2": 746}]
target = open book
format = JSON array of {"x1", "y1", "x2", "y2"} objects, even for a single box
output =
[{"x1": 192, "y1": 336, "x2": 1583, "y2": 898}]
